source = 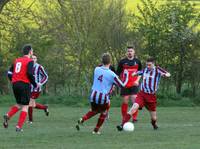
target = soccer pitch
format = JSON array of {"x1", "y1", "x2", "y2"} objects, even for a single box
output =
[{"x1": 0, "y1": 106, "x2": 200, "y2": 149}]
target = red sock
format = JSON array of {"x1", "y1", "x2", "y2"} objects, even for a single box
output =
[
  {"x1": 121, "y1": 103, "x2": 128, "y2": 123},
  {"x1": 132, "y1": 110, "x2": 138, "y2": 121},
  {"x1": 28, "y1": 107, "x2": 33, "y2": 121},
  {"x1": 35, "y1": 103, "x2": 47, "y2": 110},
  {"x1": 122, "y1": 113, "x2": 131, "y2": 125},
  {"x1": 17, "y1": 111, "x2": 27, "y2": 128},
  {"x1": 82, "y1": 111, "x2": 97, "y2": 122},
  {"x1": 7, "y1": 106, "x2": 19, "y2": 118},
  {"x1": 94, "y1": 113, "x2": 107, "y2": 132}
]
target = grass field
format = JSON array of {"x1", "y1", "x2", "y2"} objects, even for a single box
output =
[{"x1": 0, "y1": 106, "x2": 200, "y2": 149}]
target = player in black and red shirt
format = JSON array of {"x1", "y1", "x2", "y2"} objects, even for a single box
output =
[
  {"x1": 3, "y1": 44, "x2": 38, "y2": 132},
  {"x1": 117, "y1": 46, "x2": 142, "y2": 123}
]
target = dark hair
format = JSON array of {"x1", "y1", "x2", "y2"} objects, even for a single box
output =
[
  {"x1": 102, "y1": 53, "x2": 111, "y2": 65},
  {"x1": 32, "y1": 54, "x2": 37, "y2": 57},
  {"x1": 127, "y1": 46, "x2": 134, "y2": 49},
  {"x1": 146, "y1": 57, "x2": 155, "y2": 63},
  {"x1": 22, "y1": 44, "x2": 32, "y2": 55}
]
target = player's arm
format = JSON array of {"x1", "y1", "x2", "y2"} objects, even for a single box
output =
[
  {"x1": 114, "y1": 70, "x2": 129, "y2": 88},
  {"x1": 39, "y1": 65, "x2": 48, "y2": 86},
  {"x1": 132, "y1": 70, "x2": 144, "y2": 76},
  {"x1": 27, "y1": 61, "x2": 37, "y2": 87},
  {"x1": 7, "y1": 64, "x2": 14, "y2": 81},
  {"x1": 157, "y1": 66, "x2": 171, "y2": 77}
]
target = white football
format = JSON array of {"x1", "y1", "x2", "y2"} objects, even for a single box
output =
[{"x1": 123, "y1": 122, "x2": 134, "y2": 132}]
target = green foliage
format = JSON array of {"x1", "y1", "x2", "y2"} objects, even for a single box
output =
[{"x1": 0, "y1": 0, "x2": 200, "y2": 100}]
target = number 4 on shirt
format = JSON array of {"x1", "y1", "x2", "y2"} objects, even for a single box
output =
[{"x1": 98, "y1": 75, "x2": 103, "y2": 82}]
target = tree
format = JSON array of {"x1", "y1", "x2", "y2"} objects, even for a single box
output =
[{"x1": 0, "y1": 0, "x2": 10, "y2": 13}]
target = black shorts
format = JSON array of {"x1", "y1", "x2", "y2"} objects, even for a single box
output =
[
  {"x1": 120, "y1": 86, "x2": 139, "y2": 96},
  {"x1": 12, "y1": 81, "x2": 31, "y2": 105},
  {"x1": 90, "y1": 102, "x2": 110, "y2": 113}
]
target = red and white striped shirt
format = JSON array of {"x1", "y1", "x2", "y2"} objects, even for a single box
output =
[
  {"x1": 137, "y1": 66, "x2": 169, "y2": 94},
  {"x1": 31, "y1": 63, "x2": 48, "y2": 92}
]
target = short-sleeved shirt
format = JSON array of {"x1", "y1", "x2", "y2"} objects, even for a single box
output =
[
  {"x1": 12, "y1": 56, "x2": 33, "y2": 84},
  {"x1": 117, "y1": 58, "x2": 142, "y2": 88},
  {"x1": 90, "y1": 66, "x2": 125, "y2": 104}
]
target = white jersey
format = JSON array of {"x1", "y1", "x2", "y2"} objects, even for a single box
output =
[
  {"x1": 90, "y1": 66, "x2": 128, "y2": 104},
  {"x1": 31, "y1": 63, "x2": 48, "y2": 92}
]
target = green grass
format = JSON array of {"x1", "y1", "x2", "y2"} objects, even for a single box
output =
[{"x1": 0, "y1": 106, "x2": 200, "y2": 149}]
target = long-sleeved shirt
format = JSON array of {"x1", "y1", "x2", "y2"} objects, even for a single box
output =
[
  {"x1": 31, "y1": 63, "x2": 48, "y2": 92},
  {"x1": 137, "y1": 66, "x2": 169, "y2": 94}
]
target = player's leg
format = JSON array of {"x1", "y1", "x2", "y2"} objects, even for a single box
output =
[
  {"x1": 121, "y1": 94, "x2": 129, "y2": 123},
  {"x1": 117, "y1": 91, "x2": 144, "y2": 131},
  {"x1": 3, "y1": 104, "x2": 21, "y2": 128},
  {"x1": 28, "y1": 98, "x2": 36, "y2": 123},
  {"x1": 125, "y1": 103, "x2": 140, "y2": 124},
  {"x1": 15, "y1": 82, "x2": 31, "y2": 132},
  {"x1": 35, "y1": 103, "x2": 49, "y2": 115},
  {"x1": 130, "y1": 94, "x2": 139, "y2": 122},
  {"x1": 117, "y1": 103, "x2": 140, "y2": 131},
  {"x1": 76, "y1": 102, "x2": 98, "y2": 131},
  {"x1": 32, "y1": 92, "x2": 49, "y2": 116},
  {"x1": 149, "y1": 111, "x2": 158, "y2": 130},
  {"x1": 93, "y1": 103, "x2": 110, "y2": 134},
  {"x1": 145, "y1": 93, "x2": 158, "y2": 130},
  {"x1": 16, "y1": 105, "x2": 29, "y2": 132},
  {"x1": 3, "y1": 82, "x2": 22, "y2": 128}
]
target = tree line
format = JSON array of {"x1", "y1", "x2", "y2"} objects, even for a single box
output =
[{"x1": 0, "y1": 0, "x2": 200, "y2": 98}]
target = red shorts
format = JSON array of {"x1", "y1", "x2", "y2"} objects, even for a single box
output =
[
  {"x1": 135, "y1": 91, "x2": 157, "y2": 111},
  {"x1": 30, "y1": 92, "x2": 41, "y2": 99},
  {"x1": 91, "y1": 102, "x2": 110, "y2": 113}
]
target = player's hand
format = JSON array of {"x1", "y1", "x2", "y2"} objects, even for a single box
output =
[
  {"x1": 36, "y1": 83, "x2": 42, "y2": 88},
  {"x1": 133, "y1": 81, "x2": 139, "y2": 86},
  {"x1": 132, "y1": 72, "x2": 137, "y2": 76},
  {"x1": 124, "y1": 70, "x2": 129, "y2": 76},
  {"x1": 165, "y1": 72, "x2": 171, "y2": 77},
  {"x1": 111, "y1": 86, "x2": 116, "y2": 91}
]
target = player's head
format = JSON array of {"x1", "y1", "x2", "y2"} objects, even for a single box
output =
[
  {"x1": 32, "y1": 54, "x2": 37, "y2": 64},
  {"x1": 23, "y1": 44, "x2": 33, "y2": 57},
  {"x1": 146, "y1": 57, "x2": 155, "y2": 70},
  {"x1": 102, "y1": 53, "x2": 111, "y2": 66},
  {"x1": 126, "y1": 46, "x2": 135, "y2": 59}
]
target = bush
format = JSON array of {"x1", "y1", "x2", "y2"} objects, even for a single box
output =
[{"x1": 182, "y1": 89, "x2": 193, "y2": 97}]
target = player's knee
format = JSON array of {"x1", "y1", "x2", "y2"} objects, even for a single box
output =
[
  {"x1": 128, "y1": 103, "x2": 139, "y2": 115},
  {"x1": 22, "y1": 105, "x2": 29, "y2": 112},
  {"x1": 133, "y1": 103, "x2": 139, "y2": 109},
  {"x1": 123, "y1": 97, "x2": 129, "y2": 104},
  {"x1": 150, "y1": 112, "x2": 157, "y2": 120},
  {"x1": 15, "y1": 104, "x2": 21, "y2": 109}
]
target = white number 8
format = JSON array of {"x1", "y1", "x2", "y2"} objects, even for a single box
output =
[{"x1": 15, "y1": 62, "x2": 22, "y2": 73}]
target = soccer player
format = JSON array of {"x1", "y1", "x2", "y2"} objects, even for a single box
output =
[
  {"x1": 76, "y1": 53, "x2": 129, "y2": 134},
  {"x1": 117, "y1": 57, "x2": 171, "y2": 131},
  {"x1": 28, "y1": 54, "x2": 49, "y2": 124},
  {"x1": 117, "y1": 46, "x2": 142, "y2": 123},
  {"x1": 3, "y1": 44, "x2": 38, "y2": 132}
]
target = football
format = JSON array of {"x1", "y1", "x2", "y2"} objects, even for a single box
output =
[{"x1": 123, "y1": 122, "x2": 134, "y2": 132}]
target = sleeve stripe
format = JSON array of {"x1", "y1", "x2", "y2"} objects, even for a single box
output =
[
  {"x1": 39, "y1": 66, "x2": 48, "y2": 84},
  {"x1": 157, "y1": 66, "x2": 167, "y2": 73},
  {"x1": 114, "y1": 77, "x2": 123, "y2": 88}
]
